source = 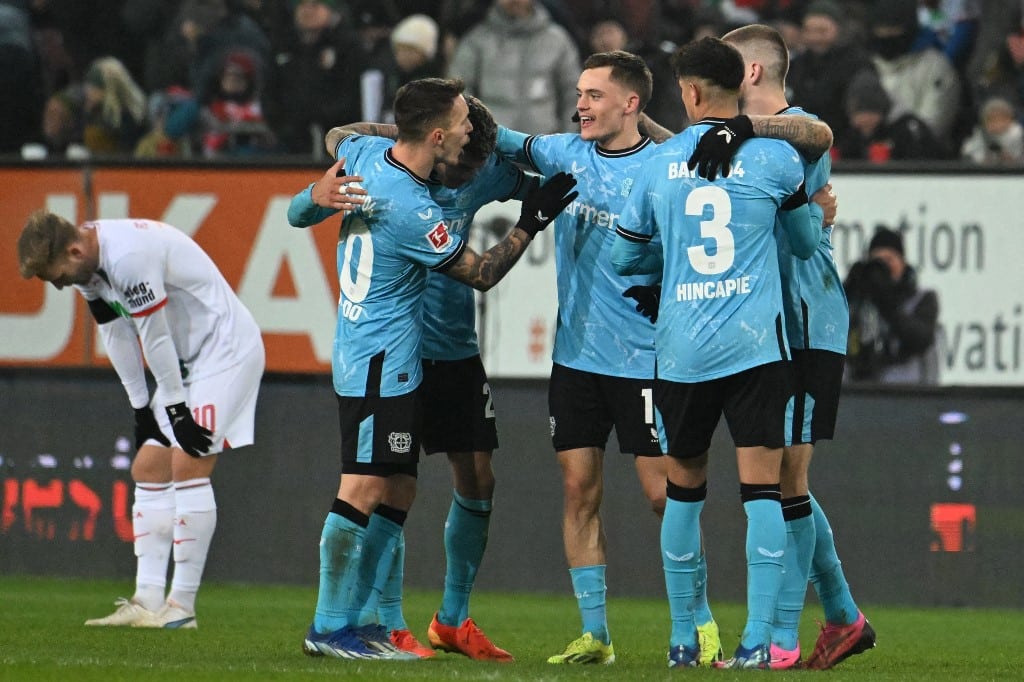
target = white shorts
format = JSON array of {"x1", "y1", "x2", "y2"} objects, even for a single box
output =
[{"x1": 153, "y1": 344, "x2": 265, "y2": 455}]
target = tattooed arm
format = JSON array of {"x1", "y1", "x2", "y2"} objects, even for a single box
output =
[
  {"x1": 748, "y1": 114, "x2": 833, "y2": 161},
  {"x1": 439, "y1": 227, "x2": 534, "y2": 292},
  {"x1": 639, "y1": 112, "x2": 675, "y2": 143},
  {"x1": 325, "y1": 122, "x2": 400, "y2": 159},
  {"x1": 440, "y1": 171, "x2": 578, "y2": 291}
]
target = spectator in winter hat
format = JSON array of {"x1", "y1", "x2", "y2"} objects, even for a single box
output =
[
  {"x1": 362, "y1": 14, "x2": 445, "y2": 123},
  {"x1": 391, "y1": 13, "x2": 439, "y2": 69}
]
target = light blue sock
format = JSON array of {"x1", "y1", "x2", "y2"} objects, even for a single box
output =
[
  {"x1": 354, "y1": 512, "x2": 403, "y2": 629},
  {"x1": 439, "y1": 490, "x2": 491, "y2": 626},
  {"x1": 314, "y1": 512, "x2": 366, "y2": 633},
  {"x1": 693, "y1": 550, "x2": 714, "y2": 626},
  {"x1": 569, "y1": 565, "x2": 609, "y2": 644},
  {"x1": 378, "y1": 530, "x2": 408, "y2": 631},
  {"x1": 808, "y1": 494, "x2": 859, "y2": 625},
  {"x1": 773, "y1": 498, "x2": 815, "y2": 650},
  {"x1": 740, "y1": 498, "x2": 786, "y2": 650},
  {"x1": 662, "y1": 497, "x2": 703, "y2": 649}
]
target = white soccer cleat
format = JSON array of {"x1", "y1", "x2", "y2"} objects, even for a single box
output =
[
  {"x1": 134, "y1": 600, "x2": 198, "y2": 629},
  {"x1": 85, "y1": 598, "x2": 157, "y2": 627}
]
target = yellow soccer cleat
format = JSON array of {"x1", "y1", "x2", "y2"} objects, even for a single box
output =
[
  {"x1": 547, "y1": 632, "x2": 616, "y2": 664},
  {"x1": 697, "y1": 619, "x2": 724, "y2": 666}
]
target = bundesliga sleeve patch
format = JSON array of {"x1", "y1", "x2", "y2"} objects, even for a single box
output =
[{"x1": 426, "y1": 222, "x2": 452, "y2": 252}]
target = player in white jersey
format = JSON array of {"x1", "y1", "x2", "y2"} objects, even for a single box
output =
[{"x1": 17, "y1": 212, "x2": 265, "y2": 630}]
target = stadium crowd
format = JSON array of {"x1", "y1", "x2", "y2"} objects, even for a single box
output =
[{"x1": 1, "y1": 0, "x2": 1022, "y2": 165}]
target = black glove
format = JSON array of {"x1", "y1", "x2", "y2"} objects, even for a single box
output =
[
  {"x1": 623, "y1": 285, "x2": 661, "y2": 324},
  {"x1": 133, "y1": 406, "x2": 170, "y2": 450},
  {"x1": 687, "y1": 115, "x2": 754, "y2": 181},
  {"x1": 165, "y1": 402, "x2": 213, "y2": 458},
  {"x1": 517, "y1": 172, "x2": 579, "y2": 238}
]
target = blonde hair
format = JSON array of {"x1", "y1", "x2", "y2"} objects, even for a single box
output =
[
  {"x1": 17, "y1": 210, "x2": 78, "y2": 279},
  {"x1": 86, "y1": 56, "x2": 147, "y2": 129}
]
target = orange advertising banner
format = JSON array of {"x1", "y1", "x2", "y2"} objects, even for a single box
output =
[{"x1": 1, "y1": 164, "x2": 340, "y2": 373}]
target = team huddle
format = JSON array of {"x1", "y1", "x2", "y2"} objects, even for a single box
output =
[{"x1": 17, "y1": 26, "x2": 875, "y2": 671}]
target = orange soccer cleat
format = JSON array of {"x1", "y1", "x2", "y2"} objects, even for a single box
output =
[
  {"x1": 390, "y1": 628, "x2": 436, "y2": 659},
  {"x1": 427, "y1": 613, "x2": 514, "y2": 662}
]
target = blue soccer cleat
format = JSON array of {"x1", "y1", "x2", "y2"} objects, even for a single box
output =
[
  {"x1": 714, "y1": 642, "x2": 771, "y2": 669},
  {"x1": 667, "y1": 643, "x2": 701, "y2": 668},
  {"x1": 303, "y1": 624, "x2": 389, "y2": 659},
  {"x1": 354, "y1": 624, "x2": 419, "y2": 660}
]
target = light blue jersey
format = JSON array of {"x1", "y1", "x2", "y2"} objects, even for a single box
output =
[
  {"x1": 496, "y1": 126, "x2": 660, "y2": 379},
  {"x1": 289, "y1": 136, "x2": 527, "y2": 362},
  {"x1": 614, "y1": 120, "x2": 808, "y2": 382},
  {"x1": 291, "y1": 135, "x2": 465, "y2": 397},
  {"x1": 775, "y1": 106, "x2": 849, "y2": 353},
  {"x1": 423, "y1": 156, "x2": 527, "y2": 360}
]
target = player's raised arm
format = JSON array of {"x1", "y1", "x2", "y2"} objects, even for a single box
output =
[
  {"x1": 287, "y1": 157, "x2": 366, "y2": 227},
  {"x1": 325, "y1": 122, "x2": 400, "y2": 158},
  {"x1": 638, "y1": 112, "x2": 674, "y2": 143},
  {"x1": 688, "y1": 114, "x2": 833, "y2": 180},
  {"x1": 440, "y1": 172, "x2": 577, "y2": 291},
  {"x1": 748, "y1": 114, "x2": 832, "y2": 159}
]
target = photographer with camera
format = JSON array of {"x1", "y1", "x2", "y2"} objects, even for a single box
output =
[{"x1": 844, "y1": 228, "x2": 940, "y2": 384}]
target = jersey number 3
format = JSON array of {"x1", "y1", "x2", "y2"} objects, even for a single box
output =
[{"x1": 686, "y1": 185, "x2": 735, "y2": 275}]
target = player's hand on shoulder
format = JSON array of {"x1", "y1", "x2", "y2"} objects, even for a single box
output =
[
  {"x1": 687, "y1": 115, "x2": 753, "y2": 181},
  {"x1": 311, "y1": 157, "x2": 367, "y2": 213}
]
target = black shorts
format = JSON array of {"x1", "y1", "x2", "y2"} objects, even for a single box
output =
[
  {"x1": 655, "y1": 361, "x2": 794, "y2": 459},
  {"x1": 337, "y1": 390, "x2": 421, "y2": 476},
  {"x1": 420, "y1": 355, "x2": 499, "y2": 455},
  {"x1": 788, "y1": 349, "x2": 844, "y2": 446},
  {"x1": 548, "y1": 363, "x2": 662, "y2": 455}
]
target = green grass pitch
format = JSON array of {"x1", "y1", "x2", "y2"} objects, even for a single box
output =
[{"x1": 2, "y1": 575, "x2": 1022, "y2": 681}]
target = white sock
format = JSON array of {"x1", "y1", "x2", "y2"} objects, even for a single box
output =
[
  {"x1": 169, "y1": 478, "x2": 217, "y2": 613},
  {"x1": 131, "y1": 483, "x2": 174, "y2": 612}
]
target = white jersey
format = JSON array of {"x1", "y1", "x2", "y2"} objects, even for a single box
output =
[{"x1": 75, "y1": 219, "x2": 261, "y2": 405}]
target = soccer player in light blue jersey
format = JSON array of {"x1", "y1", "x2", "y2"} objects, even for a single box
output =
[
  {"x1": 287, "y1": 77, "x2": 577, "y2": 661},
  {"x1": 718, "y1": 24, "x2": 875, "y2": 671},
  {"x1": 296, "y1": 96, "x2": 532, "y2": 661},
  {"x1": 610, "y1": 37, "x2": 819, "y2": 669},
  {"x1": 494, "y1": 50, "x2": 681, "y2": 665}
]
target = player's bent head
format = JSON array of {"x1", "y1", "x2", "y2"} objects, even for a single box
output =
[
  {"x1": 464, "y1": 94, "x2": 497, "y2": 162},
  {"x1": 670, "y1": 36, "x2": 744, "y2": 92},
  {"x1": 722, "y1": 23, "x2": 790, "y2": 87},
  {"x1": 583, "y1": 50, "x2": 654, "y2": 111},
  {"x1": 394, "y1": 77, "x2": 466, "y2": 142},
  {"x1": 17, "y1": 210, "x2": 76, "y2": 279}
]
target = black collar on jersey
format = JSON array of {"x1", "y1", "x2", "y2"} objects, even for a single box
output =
[
  {"x1": 384, "y1": 148, "x2": 428, "y2": 186},
  {"x1": 695, "y1": 117, "x2": 730, "y2": 126},
  {"x1": 774, "y1": 106, "x2": 794, "y2": 115},
  {"x1": 596, "y1": 135, "x2": 653, "y2": 158}
]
